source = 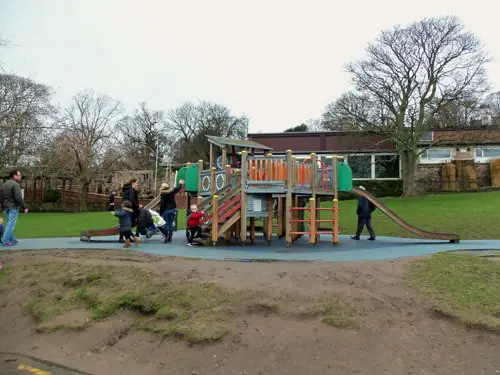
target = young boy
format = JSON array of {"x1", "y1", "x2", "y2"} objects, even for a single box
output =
[
  {"x1": 186, "y1": 204, "x2": 204, "y2": 246},
  {"x1": 112, "y1": 200, "x2": 140, "y2": 248}
]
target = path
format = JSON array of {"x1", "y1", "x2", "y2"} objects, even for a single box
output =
[
  {"x1": 2, "y1": 233, "x2": 500, "y2": 261},
  {"x1": 0, "y1": 353, "x2": 87, "y2": 375}
]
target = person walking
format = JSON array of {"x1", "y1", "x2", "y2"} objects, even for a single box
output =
[
  {"x1": 0, "y1": 170, "x2": 28, "y2": 246},
  {"x1": 159, "y1": 179, "x2": 185, "y2": 242},
  {"x1": 351, "y1": 186, "x2": 376, "y2": 241}
]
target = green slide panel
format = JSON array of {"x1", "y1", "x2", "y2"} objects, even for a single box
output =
[{"x1": 337, "y1": 161, "x2": 353, "y2": 192}]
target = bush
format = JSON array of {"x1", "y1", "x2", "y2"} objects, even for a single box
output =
[
  {"x1": 339, "y1": 180, "x2": 402, "y2": 200},
  {"x1": 43, "y1": 189, "x2": 62, "y2": 203}
]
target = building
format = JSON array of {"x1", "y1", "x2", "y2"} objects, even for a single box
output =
[{"x1": 247, "y1": 128, "x2": 500, "y2": 192}]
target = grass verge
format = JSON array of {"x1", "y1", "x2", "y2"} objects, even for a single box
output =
[{"x1": 408, "y1": 253, "x2": 500, "y2": 332}]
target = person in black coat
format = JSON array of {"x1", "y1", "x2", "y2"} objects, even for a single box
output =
[
  {"x1": 159, "y1": 179, "x2": 185, "y2": 242},
  {"x1": 120, "y1": 179, "x2": 142, "y2": 240},
  {"x1": 351, "y1": 186, "x2": 376, "y2": 241}
]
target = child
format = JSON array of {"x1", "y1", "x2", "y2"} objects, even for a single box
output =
[
  {"x1": 0, "y1": 218, "x2": 4, "y2": 243},
  {"x1": 186, "y1": 204, "x2": 204, "y2": 246},
  {"x1": 112, "y1": 200, "x2": 140, "y2": 248}
]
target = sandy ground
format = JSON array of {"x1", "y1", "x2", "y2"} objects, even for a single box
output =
[{"x1": 0, "y1": 249, "x2": 499, "y2": 375}]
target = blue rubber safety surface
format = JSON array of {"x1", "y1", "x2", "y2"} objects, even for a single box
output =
[{"x1": 2, "y1": 233, "x2": 500, "y2": 262}]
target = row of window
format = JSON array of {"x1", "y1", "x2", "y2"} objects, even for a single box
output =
[{"x1": 420, "y1": 147, "x2": 500, "y2": 163}]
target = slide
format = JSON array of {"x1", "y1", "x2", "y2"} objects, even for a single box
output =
[
  {"x1": 351, "y1": 187, "x2": 460, "y2": 243},
  {"x1": 80, "y1": 195, "x2": 161, "y2": 241}
]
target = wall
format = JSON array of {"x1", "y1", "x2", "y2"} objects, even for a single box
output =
[{"x1": 415, "y1": 162, "x2": 491, "y2": 193}]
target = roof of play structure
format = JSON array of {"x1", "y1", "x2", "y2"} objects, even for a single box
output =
[{"x1": 206, "y1": 135, "x2": 273, "y2": 151}]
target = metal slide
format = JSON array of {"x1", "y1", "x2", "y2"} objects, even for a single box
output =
[{"x1": 351, "y1": 187, "x2": 460, "y2": 243}]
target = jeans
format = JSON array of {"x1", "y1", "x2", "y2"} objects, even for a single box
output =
[
  {"x1": 163, "y1": 209, "x2": 176, "y2": 232},
  {"x1": 3, "y1": 209, "x2": 19, "y2": 245}
]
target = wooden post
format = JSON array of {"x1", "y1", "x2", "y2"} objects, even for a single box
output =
[
  {"x1": 225, "y1": 164, "x2": 231, "y2": 187},
  {"x1": 332, "y1": 156, "x2": 339, "y2": 245},
  {"x1": 277, "y1": 195, "x2": 283, "y2": 238},
  {"x1": 309, "y1": 197, "x2": 316, "y2": 245},
  {"x1": 209, "y1": 143, "x2": 214, "y2": 169},
  {"x1": 198, "y1": 160, "x2": 203, "y2": 195},
  {"x1": 222, "y1": 148, "x2": 227, "y2": 169},
  {"x1": 267, "y1": 194, "x2": 273, "y2": 243},
  {"x1": 333, "y1": 198, "x2": 339, "y2": 244},
  {"x1": 240, "y1": 150, "x2": 248, "y2": 244},
  {"x1": 197, "y1": 195, "x2": 202, "y2": 205},
  {"x1": 212, "y1": 194, "x2": 219, "y2": 245},
  {"x1": 285, "y1": 149, "x2": 293, "y2": 246},
  {"x1": 211, "y1": 167, "x2": 216, "y2": 194}
]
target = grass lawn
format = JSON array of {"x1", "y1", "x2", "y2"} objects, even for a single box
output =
[
  {"x1": 4, "y1": 190, "x2": 500, "y2": 239},
  {"x1": 408, "y1": 253, "x2": 500, "y2": 332}
]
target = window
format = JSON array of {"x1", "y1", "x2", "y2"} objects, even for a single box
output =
[
  {"x1": 375, "y1": 155, "x2": 399, "y2": 179},
  {"x1": 476, "y1": 147, "x2": 500, "y2": 159},
  {"x1": 420, "y1": 149, "x2": 452, "y2": 162},
  {"x1": 419, "y1": 131, "x2": 433, "y2": 142},
  {"x1": 347, "y1": 155, "x2": 371, "y2": 179}
]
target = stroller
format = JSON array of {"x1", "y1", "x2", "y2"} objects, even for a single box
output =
[{"x1": 137, "y1": 208, "x2": 169, "y2": 242}]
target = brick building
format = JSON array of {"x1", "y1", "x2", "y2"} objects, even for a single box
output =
[{"x1": 247, "y1": 128, "x2": 500, "y2": 192}]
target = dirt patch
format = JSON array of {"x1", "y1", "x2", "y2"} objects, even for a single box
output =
[{"x1": 0, "y1": 249, "x2": 499, "y2": 375}]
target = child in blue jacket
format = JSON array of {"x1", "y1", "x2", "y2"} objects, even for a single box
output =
[{"x1": 112, "y1": 200, "x2": 140, "y2": 247}]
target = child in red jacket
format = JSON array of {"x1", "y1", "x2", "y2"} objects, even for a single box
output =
[{"x1": 187, "y1": 204, "x2": 204, "y2": 246}]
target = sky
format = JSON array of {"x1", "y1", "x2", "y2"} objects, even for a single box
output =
[{"x1": 1, "y1": 0, "x2": 500, "y2": 133}]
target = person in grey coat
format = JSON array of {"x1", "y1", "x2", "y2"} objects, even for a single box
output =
[{"x1": 0, "y1": 170, "x2": 28, "y2": 246}]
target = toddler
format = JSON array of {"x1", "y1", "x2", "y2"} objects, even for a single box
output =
[
  {"x1": 112, "y1": 200, "x2": 140, "y2": 248},
  {"x1": 186, "y1": 204, "x2": 204, "y2": 246}
]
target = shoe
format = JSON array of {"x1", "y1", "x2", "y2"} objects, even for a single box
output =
[
  {"x1": 134, "y1": 236, "x2": 141, "y2": 245},
  {"x1": 187, "y1": 243, "x2": 193, "y2": 247},
  {"x1": 2, "y1": 242, "x2": 13, "y2": 247},
  {"x1": 168, "y1": 232, "x2": 173, "y2": 242},
  {"x1": 124, "y1": 239, "x2": 131, "y2": 248},
  {"x1": 367, "y1": 237, "x2": 376, "y2": 241},
  {"x1": 350, "y1": 236, "x2": 360, "y2": 240}
]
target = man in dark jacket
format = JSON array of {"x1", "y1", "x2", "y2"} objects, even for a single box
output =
[
  {"x1": 351, "y1": 186, "x2": 376, "y2": 241},
  {"x1": 0, "y1": 170, "x2": 28, "y2": 246}
]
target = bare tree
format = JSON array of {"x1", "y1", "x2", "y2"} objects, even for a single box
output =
[
  {"x1": 428, "y1": 94, "x2": 482, "y2": 129},
  {"x1": 167, "y1": 100, "x2": 248, "y2": 163},
  {"x1": 338, "y1": 15, "x2": 488, "y2": 196},
  {"x1": 0, "y1": 74, "x2": 55, "y2": 168},
  {"x1": 116, "y1": 102, "x2": 173, "y2": 170},
  {"x1": 41, "y1": 90, "x2": 122, "y2": 210}
]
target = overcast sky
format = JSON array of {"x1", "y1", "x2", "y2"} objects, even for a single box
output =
[{"x1": 1, "y1": 0, "x2": 499, "y2": 133}]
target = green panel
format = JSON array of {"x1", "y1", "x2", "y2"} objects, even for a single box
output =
[
  {"x1": 176, "y1": 166, "x2": 187, "y2": 186},
  {"x1": 184, "y1": 164, "x2": 199, "y2": 192},
  {"x1": 337, "y1": 161, "x2": 353, "y2": 192}
]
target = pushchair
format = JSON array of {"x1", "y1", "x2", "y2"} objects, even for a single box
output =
[{"x1": 137, "y1": 208, "x2": 169, "y2": 242}]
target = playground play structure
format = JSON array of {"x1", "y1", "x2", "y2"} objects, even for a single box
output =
[{"x1": 81, "y1": 136, "x2": 460, "y2": 245}]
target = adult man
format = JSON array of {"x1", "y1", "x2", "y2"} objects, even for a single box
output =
[
  {"x1": 351, "y1": 185, "x2": 376, "y2": 241},
  {"x1": 0, "y1": 170, "x2": 28, "y2": 246}
]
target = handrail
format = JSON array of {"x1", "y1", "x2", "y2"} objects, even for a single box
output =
[{"x1": 300, "y1": 157, "x2": 326, "y2": 188}]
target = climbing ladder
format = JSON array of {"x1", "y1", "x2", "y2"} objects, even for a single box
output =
[{"x1": 288, "y1": 197, "x2": 340, "y2": 245}]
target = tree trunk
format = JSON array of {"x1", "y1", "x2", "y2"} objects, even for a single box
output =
[
  {"x1": 80, "y1": 181, "x2": 90, "y2": 212},
  {"x1": 401, "y1": 151, "x2": 418, "y2": 197}
]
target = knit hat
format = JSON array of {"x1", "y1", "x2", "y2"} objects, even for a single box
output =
[
  {"x1": 358, "y1": 185, "x2": 366, "y2": 191},
  {"x1": 160, "y1": 182, "x2": 169, "y2": 190}
]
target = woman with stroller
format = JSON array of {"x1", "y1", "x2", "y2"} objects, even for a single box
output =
[{"x1": 159, "y1": 179, "x2": 185, "y2": 242}]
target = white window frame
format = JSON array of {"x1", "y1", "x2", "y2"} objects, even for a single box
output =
[
  {"x1": 419, "y1": 148, "x2": 453, "y2": 164},
  {"x1": 474, "y1": 147, "x2": 500, "y2": 163},
  {"x1": 346, "y1": 153, "x2": 401, "y2": 180}
]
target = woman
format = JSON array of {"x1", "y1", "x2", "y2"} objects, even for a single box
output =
[
  {"x1": 122, "y1": 178, "x2": 142, "y2": 238},
  {"x1": 159, "y1": 179, "x2": 185, "y2": 242}
]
